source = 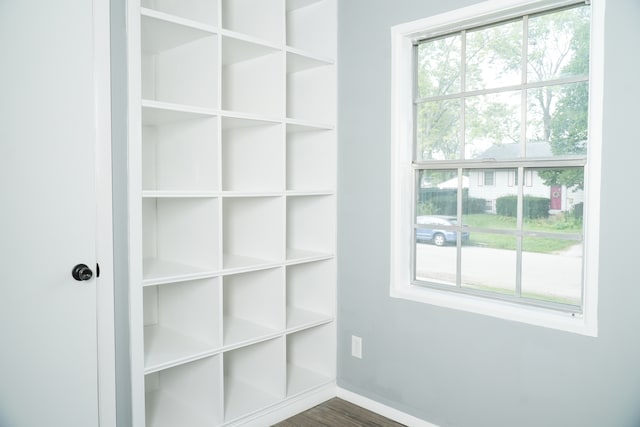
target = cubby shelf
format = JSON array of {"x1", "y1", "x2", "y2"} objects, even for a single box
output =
[
  {"x1": 143, "y1": 279, "x2": 221, "y2": 372},
  {"x1": 221, "y1": 36, "x2": 283, "y2": 117},
  {"x1": 221, "y1": 0, "x2": 283, "y2": 46},
  {"x1": 142, "y1": 13, "x2": 218, "y2": 109},
  {"x1": 221, "y1": 117, "x2": 284, "y2": 193},
  {"x1": 287, "y1": 56, "x2": 335, "y2": 124},
  {"x1": 223, "y1": 268, "x2": 284, "y2": 346},
  {"x1": 287, "y1": 195, "x2": 335, "y2": 257},
  {"x1": 287, "y1": 125, "x2": 335, "y2": 192},
  {"x1": 286, "y1": 259, "x2": 334, "y2": 330},
  {"x1": 130, "y1": 0, "x2": 336, "y2": 425},
  {"x1": 286, "y1": 324, "x2": 334, "y2": 397},
  {"x1": 141, "y1": 197, "x2": 220, "y2": 287},
  {"x1": 222, "y1": 197, "x2": 284, "y2": 265},
  {"x1": 224, "y1": 339, "x2": 285, "y2": 422},
  {"x1": 286, "y1": 0, "x2": 336, "y2": 59},
  {"x1": 141, "y1": 9, "x2": 217, "y2": 52},
  {"x1": 142, "y1": 116, "x2": 219, "y2": 192},
  {"x1": 145, "y1": 356, "x2": 223, "y2": 427}
]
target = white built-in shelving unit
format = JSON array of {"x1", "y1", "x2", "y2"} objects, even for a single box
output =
[{"x1": 128, "y1": 0, "x2": 336, "y2": 425}]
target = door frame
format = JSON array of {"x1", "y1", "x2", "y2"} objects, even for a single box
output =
[{"x1": 94, "y1": 0, "x2": 117, "y2": 425}]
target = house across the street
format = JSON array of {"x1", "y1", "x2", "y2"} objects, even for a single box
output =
[{"x1": 467, "y1": 142, "x2": 583, "y2": 214}]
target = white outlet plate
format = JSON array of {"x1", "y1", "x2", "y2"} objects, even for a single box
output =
[{"x1": 351, "y1": 335, "x2": 362, "y2": 359}]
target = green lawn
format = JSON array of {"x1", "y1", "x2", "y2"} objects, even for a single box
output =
[{"x1": 462, "y1": 213, "x2": 582, "y2": 253}]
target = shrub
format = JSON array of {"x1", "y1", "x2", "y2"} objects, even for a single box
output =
[
  {"x1": 496, "y1": 195, "x2": 517, "y2": 217},
  {"x1": 417, "y1": 189, "x2": 457, "y2": 215},
  {"x1": 524, "y1": 196, "x2": 550, "y2": 219},
  {"x1": 417, "y1": 189, "x2": 487, "y2": 215},
  {"x1": 463, "y1": 196, "x2": 487, "y2": 214},
  {"x1": 496, "y1": 195, "x2": 550, "y2": 219},
  {"x1": 571, "y1": 202, "x2": 584, "y2": 219}
]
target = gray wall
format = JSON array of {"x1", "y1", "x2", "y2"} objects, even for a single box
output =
[{"x1": 337, "y1": 1, "x2": 640, "y2": 426}]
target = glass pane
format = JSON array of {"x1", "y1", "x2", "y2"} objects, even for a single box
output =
[
  {"x1": 521, "y1": 239, "x2": 582, "y2": 306},
  {"x1": 522, "y1": 167, "x2": 584, "y2": 231},
  {"x1": 463, "y1": 168, "x2": 518, "y2": 230},
  {"x1": 416, "y1": 99, "x2": 461, "y2": 161},
  {"x1": 527, "y1": 5, "x2": 590, "y2": 82},
  {"x1": 416, "y1": 170, "x2": 458, "y2": 216},
  {"x1": 465, "y1": 90, "x2": 521, "y2": 159},
  {"x1": 415, "y1": 239, "x2": 457, "y2": 286},
  {"x1": 417, "y1": 34, "x2": 462, "y2": 98},
  {"x1": 461, "y1": 232, "x2": 516, "y2": 295},
  {"x1": 466, "y1": 20, "x2": 523, "y2": 91},
  {"x1": 526, "y1": 82, "x2": 589, "y2": 156}
]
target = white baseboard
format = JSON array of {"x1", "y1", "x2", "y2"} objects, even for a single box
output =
[
  {"x1": 336, "y1": 387, "x2": 439, "y2": 427},
  {"x1": 225, "y1": 384, "x2": 438, "y2": 427}
]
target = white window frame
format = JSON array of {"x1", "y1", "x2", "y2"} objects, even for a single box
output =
[{"x1": 390, "y1": 0, "x2": 604, "y2": 336}]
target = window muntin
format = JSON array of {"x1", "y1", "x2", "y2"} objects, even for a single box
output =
[{"x1": 412, "y1": 4, "x2": 590, "y2": 313}]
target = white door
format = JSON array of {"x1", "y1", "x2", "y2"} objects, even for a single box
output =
[{"x1": 0, "y1": 1, "x2": 102, "y2": 426}]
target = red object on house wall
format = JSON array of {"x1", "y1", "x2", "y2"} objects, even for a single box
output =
[{"x1": 550, "y1": 185, "x2": 562, "y2": 210}]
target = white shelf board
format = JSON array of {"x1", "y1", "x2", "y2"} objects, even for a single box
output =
[
  {"x1": 286, "y1": 190, "x2": 334, "y2": 197},
  {"x1": 285, "y1": 248, "x2": 333, "y2": 265},
  {"x1": 221, "y1": 114, "x2": 281, "y2": 129},
  {"x1": 286, "y1": 364, "x2": 332, "y2": 397},
  {"x1": 286, "y1": 0, "x2": 323, "y2": 12},
  {"x1": 144, "y1": 325, "x2": 217, "y2": 373},
  {"x1": 141, "y1": 10, "x2": 216, "y2": 54},
  {"x1": 222, "y1": 254, "x2": 281, "y2": 273},
  {"x1": 142, "y1": 100, "x2": 218, "y2": 125},
  {"x1": 143, "y1": 258, "x2": 218, "y2": 286},
  {"x1": 286, "y1": 118, "x2": 334, "y2": 131},
  {"x1": 223, "y1": 316, "x2": 280, "y2": 347},
  {"x1": 286, "y1": 307, "x2": 332, "y2": 331},
  {"x1": 146, "y1": 390, "x2": 217, "y2": 427},
  {"x1": 142, "y1": 190, "x2": 219, "y2": 198},
  {"x1": 287, "y1": 49, "x2": 333, "y2": 73},
  {"x1": 224, "y1": 377, "x2": 281, "y2": 422},
  {"x1": 141, "y1": 8, "x2": 218, "y2": 33},
  {"x1": 222, "y1": 191, "x2": 283, "y2": 198},
  {"x1": 221, "y1": 34, "x2": 280, "y2": 65}
]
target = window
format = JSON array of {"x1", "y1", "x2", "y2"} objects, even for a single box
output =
[
  {"x1": 391, "y1": 0, "x2": 603, "y2": 335},
  {"x1": 483, "y1": 170, "x2": 495, "y2": 186}
]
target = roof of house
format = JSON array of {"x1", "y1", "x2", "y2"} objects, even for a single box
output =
[{"x1": 477, "y1": 141, "x2": 552, "y2": 159}]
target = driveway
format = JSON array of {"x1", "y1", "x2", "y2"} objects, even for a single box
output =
[{"x1": 416, "y1": 243, "x2": 583, "y2": 303}]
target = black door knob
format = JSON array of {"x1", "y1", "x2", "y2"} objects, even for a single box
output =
[{"x1": 72, "y1": 264, "x2": 93, "y2": 281}]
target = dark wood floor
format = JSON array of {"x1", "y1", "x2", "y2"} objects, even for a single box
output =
[{"x1": 273, "y1": 398, "x2": 407, "y2": 427}]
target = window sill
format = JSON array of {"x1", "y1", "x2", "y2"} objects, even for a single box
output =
[{"x1": 390, "y1": 283, "x2": 597, "y2": 336}]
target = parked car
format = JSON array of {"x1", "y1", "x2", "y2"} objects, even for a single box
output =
[{"x1": 416, "y1": 215, "x2": 469, "y2": 246}]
